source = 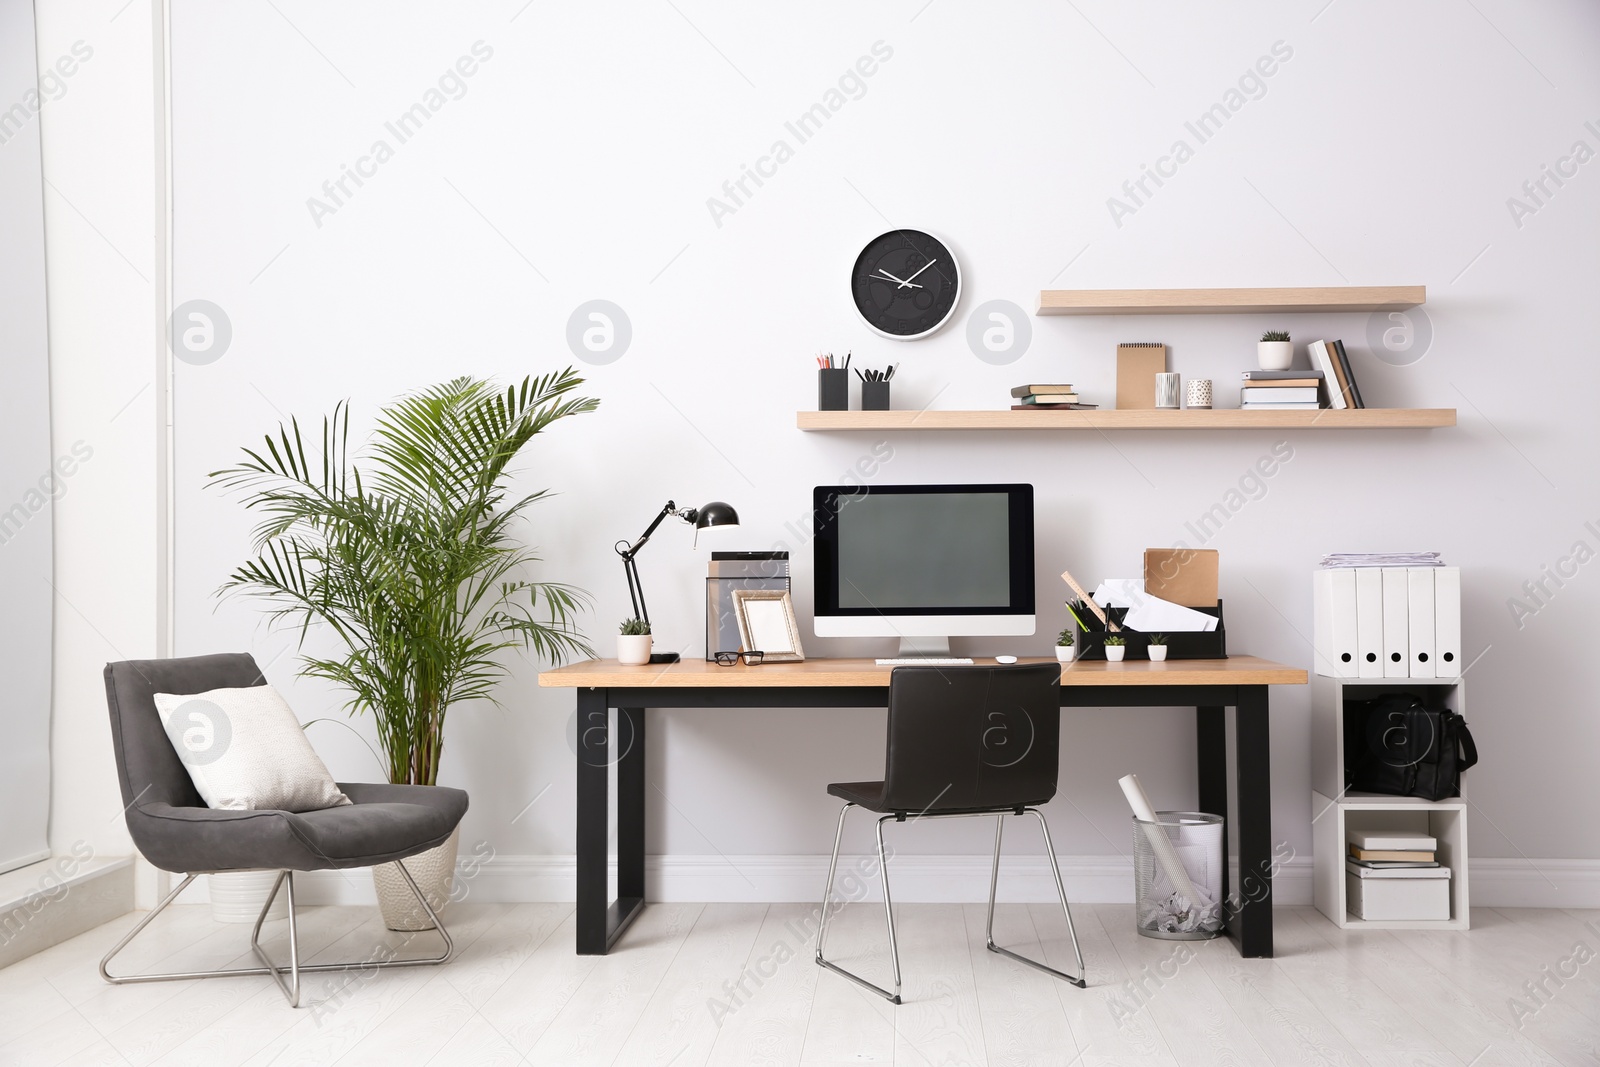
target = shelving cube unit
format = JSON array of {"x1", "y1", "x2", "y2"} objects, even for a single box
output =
[{"x1": 1310, "y1": 674, "x2": 1471, "y2": 929}]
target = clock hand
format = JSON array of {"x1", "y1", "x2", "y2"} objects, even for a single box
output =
[
  {"x1": 897, "y1": 258, "x2": 938, "y2": 286},
  {"x1": 872, "y1": 269, "x2": 922, "y2": 289}
]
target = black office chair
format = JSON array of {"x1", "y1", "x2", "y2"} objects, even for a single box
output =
[
  {"x1": 816, "y1": 662, "x2": 1087, "y2": 1002},
  {"x1": 99, "y1": 653, "x2": 469, "y2": 1007}
]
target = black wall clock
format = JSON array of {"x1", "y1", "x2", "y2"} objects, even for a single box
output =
[{"x1": 850, "y1": 229, "x2": 961, "y2": 340}]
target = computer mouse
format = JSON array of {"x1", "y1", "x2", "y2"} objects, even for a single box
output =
[{"x1": 995, "y1": 655, "x2": 1018, "y2": 664}]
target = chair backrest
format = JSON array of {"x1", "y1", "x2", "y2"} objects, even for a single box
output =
[
  {"x1": 103, "y1": 653, "x2": 268, "y2": 815},
  {"x1": 879, "y1": 662, "x2": 1061, "y2": 813}
]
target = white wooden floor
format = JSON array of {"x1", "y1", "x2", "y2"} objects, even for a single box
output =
[{"x1": 2, "y1": 901, "x2": 1598, "y2": 1066}]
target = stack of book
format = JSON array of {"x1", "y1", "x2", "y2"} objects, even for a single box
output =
[
  {"x1": 1345, "y1": 830, "x2": 1451, "y2": 921},
  {"x1": 1310, "y1": 339, "x2": 1365, "y2": 409},
  {"x1": 1240, "y1": 370, "x2": 1324, "y2": 410},
  {"x1": 1009, "y1": 384, "x2": 1097, "y2": 410}
]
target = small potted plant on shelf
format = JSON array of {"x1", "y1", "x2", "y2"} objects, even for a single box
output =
[
  {"x1": 617, "y1": 618, "x2": 652, "y2": 665},
  {"x1": 1147, "y1": 634, "x2": 1169, "y2": 662},
  {"x1": 1258, "y1": 330, "x2": 1293, "y2": 371},
  {"x1": 1056, "y1": 626, "x2": 1076, "y2": 663},
  {"x1": 1104, "y1": 634, "x2": 1127, "y2": 662}
]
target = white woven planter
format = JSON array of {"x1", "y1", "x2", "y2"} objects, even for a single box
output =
[{"x1": 373, "y1": 826, "x2": 459, "y2": 931}]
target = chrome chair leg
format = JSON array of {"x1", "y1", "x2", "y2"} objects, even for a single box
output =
[
  {"x1": 983, "y1": 809, "x2": 1087, "y2": 987},
  {"x1": 99, "y1": 863, "x2": 455, "y2": 1008},
  {"x1": 814, "y1": 802, "x2": 902, "y2": 1004}
]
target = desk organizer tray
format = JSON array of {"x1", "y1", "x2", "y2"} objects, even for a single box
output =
[{"x1": 1071, "y1": 601, "x2": 1227, "y2": 660}]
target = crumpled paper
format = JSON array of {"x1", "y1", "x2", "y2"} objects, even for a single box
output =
[{"x1": 1140, "y1": 892, "x2": 1223, "y2": 934}]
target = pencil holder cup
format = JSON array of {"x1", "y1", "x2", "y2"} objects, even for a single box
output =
[
  {"x1": 1133, "y1": 811, "x2": 1224, "y2": 941},
  {"x1": 818, "y1": 368, "x2": 849, "y2": 411},
  {"x1": 1186, "y1": 379, "x2": 1213, "y2": 409},
  {"x1": 862, "y1": 380, "x2": 890, "y2": 411},
  {"x1": 1155, "y1": 372, "x2": 1181, "y2": 409}
]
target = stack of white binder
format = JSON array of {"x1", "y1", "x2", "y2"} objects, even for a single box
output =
[{"x1": 1313, "y1": 564, "x2": 1460, "y2": 678}]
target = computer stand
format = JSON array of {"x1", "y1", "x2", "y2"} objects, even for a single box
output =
[{"x1": 890, "y1": 636, "x2": 953, "y2": 660}]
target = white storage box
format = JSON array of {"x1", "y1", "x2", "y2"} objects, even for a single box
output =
[{"x1": 1346, "y1": 867, "x2": 1451, "y2": 921}]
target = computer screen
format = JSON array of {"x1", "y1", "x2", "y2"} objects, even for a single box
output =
[{"x1": 813, "y1": 483, "x2": 1035, "y2": 639}]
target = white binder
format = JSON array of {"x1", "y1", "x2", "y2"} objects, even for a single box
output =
[
  {"x1": 1354, "y1": 568, "x2": 1384, "y2": 678},
  {"x1": 1407, "y1": 567, "x2": 1436, "y2": 678},
  {"x1": 1313, "y1": 569, "x2": 1358, "y2": 678},
  {"x1": 1382, "y1": 567, "x2": 1409, "y2": 677},
  {"x1": 1434, "y1": 566, "x2": 1461, "y2": 678}
]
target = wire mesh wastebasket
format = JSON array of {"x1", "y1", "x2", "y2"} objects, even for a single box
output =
[{"x1": 1133, "y1": 811, "x2": 1225, "y2": 940}]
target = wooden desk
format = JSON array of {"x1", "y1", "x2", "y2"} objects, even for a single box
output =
[{"x1": 539, "y1": 655, "x2": 1307, "y2": 959}]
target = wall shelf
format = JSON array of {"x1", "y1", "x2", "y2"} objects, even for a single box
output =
[
  {"x1": 1035, "y1": 285, "x2": 1425, "y2": 316},
  {"x1": 796, "y1": 408, "x2": 1455, "y2": 431}
]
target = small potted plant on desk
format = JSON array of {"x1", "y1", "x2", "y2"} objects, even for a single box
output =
[
  {"x1": 617, "y1": 618, "x2": 652, "y2": 665},
  {"x1": 1104, "y1": 635, "x2": 1127, "y2": 662},
  {"x1": 1055, "y1": 626, "x2": 1076, "y2": 663},
  {"x1": 1147, "y1": 634, "x2": 1169, "y2": 662},
  {"x1": 1258, "y1": 330, "x2": 1293, "y2": 370}
]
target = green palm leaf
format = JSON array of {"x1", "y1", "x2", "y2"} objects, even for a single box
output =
[{"x1": 210, "y1": 372, "x2": 598, "y2": 785}]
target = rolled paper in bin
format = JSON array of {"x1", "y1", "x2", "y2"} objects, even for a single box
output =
[{"x1": 1118, "y1": 773, "x2": 1205, "y2": 911}]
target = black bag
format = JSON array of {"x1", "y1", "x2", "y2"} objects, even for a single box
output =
[{"x1": 1344, "y1": 694, "x2": 1479, "y2": 801}]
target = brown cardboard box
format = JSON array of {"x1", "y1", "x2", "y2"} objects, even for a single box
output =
[
  {"x1": 1145, "y1": 548, "x2": 1218, "y2": 607},
  {"x1": 1116, "y1": 343, "x2": 1167, "y2": 409}
]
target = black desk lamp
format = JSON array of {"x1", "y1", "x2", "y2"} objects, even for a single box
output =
[{"x1": 615, "y1": 500, "x2": 740, "y2": 664}]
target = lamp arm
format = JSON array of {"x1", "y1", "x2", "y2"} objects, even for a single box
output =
[{"x1": 614, "y1": 500, "x2": 679, "y2": 561}]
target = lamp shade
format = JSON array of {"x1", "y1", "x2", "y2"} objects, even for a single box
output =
[{"x1": 692, "y1": 501, "x2": 740, "y2": 530}]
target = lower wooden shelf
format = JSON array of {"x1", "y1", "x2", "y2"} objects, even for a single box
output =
[{"x1": 797, "y1": 408, "x2": 1456, "y2": 431}]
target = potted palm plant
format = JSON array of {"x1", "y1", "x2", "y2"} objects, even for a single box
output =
[{"x1": 211, "y1": 372, "x2": 598, "y2": 929}]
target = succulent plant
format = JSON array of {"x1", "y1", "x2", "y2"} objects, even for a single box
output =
[
  {"x1": 619, "y1": 617, "x2": 651, "y2": 636},
  {"x1": 1104, "y1": 635, "x2": 1126, "y2": 647},
  {"x1": 1260, "y1": 330, "x2": 1291, "y2": 343},
  {"x1": 1057, "y1": 626, "x2": 1075, "y2": 646},
  {"x1": 1147, "y1": 634, "x2": 1169, "y2": 646}
]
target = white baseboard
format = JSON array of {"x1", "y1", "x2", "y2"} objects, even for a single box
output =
[
  {"x1": 283, "y1": 853, "x2": 1317, "y2": 908},
  {"x1": 1467, "y1": 858, "x2": 1600, "y2": 908}
]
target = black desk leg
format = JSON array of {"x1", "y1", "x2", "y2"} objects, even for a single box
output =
[
  {"x1": 1233, "y1": 685, "x2": 1274, "y2": 958},
  {"x1": 575, "y1": 693, "x2": 648, "y2": 955},
  {"x1": 616, "y1": 707, "x2": 647, "y2": 904},
  {"x1": 1195, "y1": 705, "x2": 1229, "y2": 911}
]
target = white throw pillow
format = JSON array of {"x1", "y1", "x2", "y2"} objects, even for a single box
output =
[{"x1": 153, "y1": 685, "x2": 352, "y2": 812}]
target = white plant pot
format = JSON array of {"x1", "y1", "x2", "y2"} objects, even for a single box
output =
[
  {"x1": 1148, "y1": 645, "x2": 1169, "y2": 662},
  {"x1": 208, "y1": 870, "x2": 290, "y2": 924},
  {"x1": 374, "y1": 825, "x2": 459, "y2": 931},
  {"x1": 1105, "y1": 645, "x2": 1126, "y2": 662},
  {"x1": 1257, "y1": 340, "x2": 1293, "y2": 370},
  {"x1": 617, "y1": 634, "x2": 652, "y2": 665},
  {"x1": 1055, "y1": 644, "x2": 1076, "y2": 663}
]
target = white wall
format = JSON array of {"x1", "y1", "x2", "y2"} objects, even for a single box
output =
[{"x1": 40, "y1": 0, "x2": 1600, "y2": 903}]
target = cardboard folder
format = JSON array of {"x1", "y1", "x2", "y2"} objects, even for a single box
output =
[{"x1": 1144, "y1": 548, "x2": 1218, "y2": 607}]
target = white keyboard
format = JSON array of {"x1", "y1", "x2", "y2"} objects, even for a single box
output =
[{"x1": 875, "y1": 657, "x2": 975, "y2": 666}]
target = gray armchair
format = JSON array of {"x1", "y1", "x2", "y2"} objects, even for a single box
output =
[{"x1": 99, "y1": 653, "x2": 469, "y2": 1007}]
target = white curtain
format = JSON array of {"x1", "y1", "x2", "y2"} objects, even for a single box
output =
[{"x1": 0, "y1": 0, "x2": 54, "y2": 875}]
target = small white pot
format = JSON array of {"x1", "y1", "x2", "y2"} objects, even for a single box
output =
[
  {"x1": 617, "y1": 634, "x2": 652, "y2": 665},
  {"x1": 1257, "y1": 340, "x2": 1293, "y2": 370},
  {"x1": 208, "y1": 870, "x2": 289, "y2": 924},
  {"x1": 1104, "y1": 645, "x2": 1126, "y2": 662},
  {"x1": 1148, "y1": 645, "x2": 1169, "y2": 662},
  {"x1": 1055, "y1": 644, "x2": 1076, "y2": 663}
]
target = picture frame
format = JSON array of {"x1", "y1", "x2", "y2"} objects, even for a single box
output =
[{"x1": 730, "y1": 589, "x2": 805, "y2": 662}]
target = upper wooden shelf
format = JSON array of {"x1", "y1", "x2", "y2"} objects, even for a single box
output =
[
  {"x1": 797, "y1": 409, "x2": 1456, "y2": 431},
  {"x1": 1035, "y1": 285, "x2": 1425, "y2": 316}
]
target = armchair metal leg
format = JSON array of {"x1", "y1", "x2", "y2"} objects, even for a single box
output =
[
  {"x1": 99, "y1": 862, "x2": 456, "y2": 1008},
  {"x1": 814, "y1": 803, "x2": 902, "y2": 1004},
  {"x1": 984, "y1": 808, "x2": 1088, "y2": 987}
]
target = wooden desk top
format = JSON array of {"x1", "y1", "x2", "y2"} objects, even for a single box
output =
[{"x1": 538, "y1": 655, "x2": 1307, "y2": 689}]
